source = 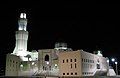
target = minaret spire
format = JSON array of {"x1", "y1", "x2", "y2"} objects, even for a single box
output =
[
  {"x1": 13, "y1": 13, "x2": 29, "y2": 57},
  {"x1": 18, "y1": 13, "x2": 27, "y2": 31}
]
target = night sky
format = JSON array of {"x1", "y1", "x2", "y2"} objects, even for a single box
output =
[{"x1": 0, "y1": 2, "x2": 120, "y2": 74}]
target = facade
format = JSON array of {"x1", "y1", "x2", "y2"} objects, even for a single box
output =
[
  {"x1": 5, "y1": 54, "x2": 20, "y2": 76},
  {"x1": 58, "y1": 50, "x2": 108, "y2": 77},
  {"x1": 5, "y1": 13, "x2": 111, "y2": 77}
]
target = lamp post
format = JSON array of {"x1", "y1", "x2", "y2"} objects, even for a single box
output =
[
  {"x1": 111, "y1": 58, "x2": 118, "y2": 75},
  {"x1": 46, "y1": 61, "x2": 49, "y2": 76},
  {"x1": 111, "y1": 58, "x2": 115, "y2": 67},
  {"x1": 115, "y1": 62, "x2": 118, "y2": 75}
]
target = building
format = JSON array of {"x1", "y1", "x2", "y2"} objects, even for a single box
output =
[
  {"x1": 5, "y1": 13, "x2": 114, "y2": 77},
  {"x1": 58, "y1": 50, "x2": 109, "y2": 77}
]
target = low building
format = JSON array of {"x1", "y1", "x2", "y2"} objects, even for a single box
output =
[{"x1": 58, "y1": 50, "x2": 108, "y2": 77}]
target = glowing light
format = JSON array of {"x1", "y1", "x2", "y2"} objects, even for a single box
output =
[
  {"x1": 55, "y1": 64, "x2": 57, "y2": 67},
  {"x1": 97, "y1": 50, "x2": 103, "y2": 56},
  {"x1": 16, "y1": 51, "x2": 27, "y2": 56},
  {"x1": 29, "y1": 58, "x2": 32, "y2": 61},
  {"x1": 20, "y1": 64, "x2": 23, "y2": 67},
  {"x1": 107, "y1": 59, "x2": 109, "y2": 63},
  {"x1": 32, "y1": 62, "x2": 35, "y2": 65},
  {"x1": 46, "y1": 61, "x2": 49, "y2": 65},
  {"x1": 115, "y1": 62, "x2": 118, "y2": 64},
  {"x1": 20, "y1": 13, "x2": 26, "y2": 18},
  {"x1": 111, "y1": 58, "x2": 115, "y2": 62}
]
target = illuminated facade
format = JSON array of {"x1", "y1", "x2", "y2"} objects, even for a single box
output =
[
  {"x1": 5, "y1": 13, "x2": 114, "y2": 77},
  {"x1": 13, "y1": 13, "x2": 28, "y2": 57}
]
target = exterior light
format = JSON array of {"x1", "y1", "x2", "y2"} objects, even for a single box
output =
[
  {"x1": 32, "y1": 62, "x2": 35, "y2": 65},
  {"x1": 20, "y1": 13, "x2": 26, "y2": 18},
  {"x1": 20, "y1": 64, "x2": 23, "y2": 67},
  {"x1": 111, "y1": 58, "x2": 115, "y2": 62},
  {"x1": 55, "y1": 64, "x2": 57, "y2": 67},
  {"x1": 46, "y1": 61, "x2": 49, "y2": 65},
  {"x1": 98, "y1": 50, "x2": 101, "y2": 53},
  {"x1": 115, "y1": 62, "x2": 118, "y2": 65},
  {"x1": 29, "y1": 58, "x2": 32, "y2": 61},
  {"x1": 107, "y1": 59, "x2": 109, "y2": 63},
  {"x1": 97, "y1": 50, "x2": 103, "y2": 56}
]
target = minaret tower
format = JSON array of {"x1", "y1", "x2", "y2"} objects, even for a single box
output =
[{"x1": 13, "y1": 13, "x2": 28, "y2": 56}]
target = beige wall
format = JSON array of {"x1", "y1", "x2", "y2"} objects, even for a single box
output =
[
  {"x1": 58, "y1": 50, "x2": 82, "y2": 77},
  {"x1": 5, "y1": 54, "x2": 20, "y2": 76},
  {"x1": 81, "y1": 50, "x2": 108, "y2": 76}
]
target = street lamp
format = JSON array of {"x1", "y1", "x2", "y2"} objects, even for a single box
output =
[
  {"x1": 111, "y1": 58, "x2": 115, "y2": 67},
  {"x1": 111, "y1": 58, "x2": 115, "y2": 62},
  {"x1": 111, "y1": 58, "x2": 118, "y2": 75},
  {"x1": 115, "y1": 62, "x2": 118, "y2": 75}
]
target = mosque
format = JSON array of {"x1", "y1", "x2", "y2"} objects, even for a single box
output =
[{"x1": 5, "y1": 13, "x2": 116, "y2": 77}]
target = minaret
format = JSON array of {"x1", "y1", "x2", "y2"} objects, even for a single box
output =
[{"x1": 13, "y1": 13, "x2": 28, "y2": 56}]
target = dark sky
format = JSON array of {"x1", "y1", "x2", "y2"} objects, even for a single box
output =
[{"x1": 0, "y1": 1, "x2": 120, "y2": 74}]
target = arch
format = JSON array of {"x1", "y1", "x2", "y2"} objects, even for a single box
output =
[{"x1": 45, "y1": 54, "x2": 49, "y2": 61}]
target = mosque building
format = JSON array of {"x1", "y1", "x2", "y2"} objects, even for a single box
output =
[{"x1": 5, "y1": 13, "x2": 116, "y2": 77}]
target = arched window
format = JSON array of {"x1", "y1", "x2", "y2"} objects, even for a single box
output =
[{"x1": 45, "y1": 55, "x2": 49, "y2": 61}]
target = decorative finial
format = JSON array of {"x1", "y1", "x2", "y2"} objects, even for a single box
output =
[{"x1": 20, "y1": 13, "x2": 26, "y2": 18}]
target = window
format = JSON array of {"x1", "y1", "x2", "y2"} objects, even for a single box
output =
[
  {"x1": 63, "y1": 73, "x2": 65, "y2": 75},
  {"x1": 82, "y1": 59, "x2": 83, "y2": 62},
  {"x1": 49, "y1": 66, "x2": 51, "y2": 70},
  {"x1": 86, "y1": 59, "x2": 87, "y2": 62},
  {"x1": 86, "y1": 59, "x2": 88, "y2": 62},
  {"x1": 75, "y1": 72, "x2": 77, "y2": 75},
  {"x1": 71, "y1": 64, "x2": 72, "y2": 68},
  {"x1": 45, "y1": 55, "x2": 49, "y2": 61},
  {"x1": 70, "y1": 59, "x2": 72, "y2": 62},
  {"x1": 63, "y1": 60, "x2": 64, "y2": 63},
  {"x1": 87, "y1": 59, "x2": 89, "y2": 62},
  {"x1": 97, "y1": 64, "x2": 100, "y2": 69},
  {"x1": 82, "y1": 72, "x2": 84, "y2": 74},
  {"x1": 67, "y1": 73, "x2": 69, "y2": 75},
  {"x1": 84, "y1": 59, "x2": 86, "y2": 62},
  {"x1": 43, "y1": 66, "x2": 44, "y2": 70},
  {"x1": 71, "y1": 73, "x2": 73, "y2": 75},
  {"x1": 74, "y1": 59, "x2": 76, "y2": 62},
  {"x1": 66, "y1": 59, "x2": 68, "y2": 63},
  {"x1": 75, "y1": 63, "x2": 77, "y2": 68}
]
